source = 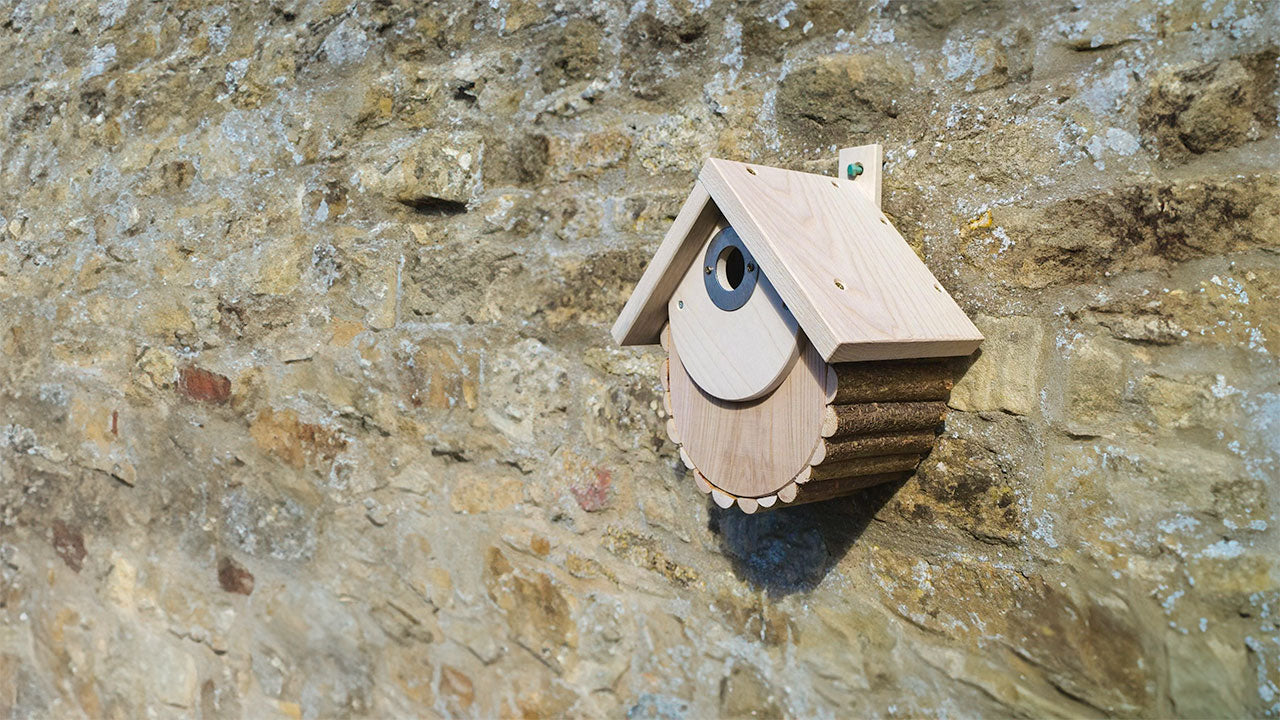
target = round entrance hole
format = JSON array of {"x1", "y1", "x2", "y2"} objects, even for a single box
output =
[{"x1": 716, "y1": 245, "x2": 746, "y2": 291}]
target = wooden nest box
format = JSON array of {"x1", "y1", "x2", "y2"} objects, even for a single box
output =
[{"x1": 612, "y1": 145, "x2": 983, "y2": 513}]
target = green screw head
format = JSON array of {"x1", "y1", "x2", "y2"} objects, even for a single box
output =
[{"x1": 847, "y1": 162, "x2": 864, "y2": 180}]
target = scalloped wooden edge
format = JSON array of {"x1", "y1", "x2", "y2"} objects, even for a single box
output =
[
  {"x1": 664, "y1": 324, "x2": 913, "y2": 511},
  {"x1": 809, "y1": 438, "x2": 827, "y2": 466},
  {"x1": 679, "y1": 447, "x2": 695, "y2": 470},
  {"x1": 710, "y1": 487, "x2": 735, "y2": 508},
  {"x1": 677, "y1": 426, "x2": 822, "y2": 508}
]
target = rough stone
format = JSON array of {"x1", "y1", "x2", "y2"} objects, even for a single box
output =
[
  {"x1": 362, "y1": 132, "x2": 484, "y2": 210},
  {"x1": 0, "y1": 1, "x2": 1275, "y2": 717},
  {"x1": 719, "y1": 663, "x2": 783, "y2": 720},
  {"x1": 1168, "y1": 632, "x2": 1250, "y2": 718},
  {"x1": 1064, "y1": 337, "x2": 1128, "y2": 437},
  {"x1": 949, "y1": 315, "x2": 1044, "y2": 416},
  {"x1": 1140, "y1": 53, "x2": 1278, "y2": 159},
  {"x1": 776, "y1": 54, "x2": 912, "y2": 145}
]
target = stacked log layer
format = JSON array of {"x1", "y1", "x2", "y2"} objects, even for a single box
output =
[{"x1": 783, "y1": 358, "x2": 957, "y2": 508}]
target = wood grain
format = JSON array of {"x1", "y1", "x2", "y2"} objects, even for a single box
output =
[
  {"x1": 830, "y1": 358, "x2": 955, "y2": 404},
  {"x1": 821, "y1": 401, "x2": 948, "y2": 438},
  {"x1": 789, "y1": 472, "x2": 909, "y2": 506},
  {"x1": 809, "y1": 453, "x2": 922, "y2": 482},
  {"x1": 711, "y1": 487, "x2": 735, "y2": 508},
  {"x1": 612, "y1": 182, "x2": 720, "y2": 346},
  {"x1": 819, "y1": 431, "x2": 938, "y2": 463},
  {"x1": 699, "y1": 158, "x2": 983, "y2": 363},
  {"x1": 669, "y1": 332, "x2": 828, "y2": 498},
  {"x1": 777, "y1": 483, "x2": 798, "y2": 503},
  {"x1": 668, "y1": 225, "x2": 801, "y2": 402}
]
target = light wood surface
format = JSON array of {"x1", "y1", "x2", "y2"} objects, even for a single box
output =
[
  {"x1": 711, "y1": 487, "x2": 734, "y2": 508},
  {"x1": 668, "y1": 227, "x2": 801, "y2": 402},
  {"x1": 679, "y1": 447, "x2": 695, "y2": 469},
  {"x1": 777, "y1": 483, "x2": 797, "y2": 503},
  {"x1": 612, "y1": 183, "x2": 719, "y2": 346},
  {"x1": 698, "y1": 158, "x2": 983, "y2": 363},
  {"x1": 837, "y1": 144, "x2": 883, "y2": 208},
  {"x1": 669, "y1": 332, "x2": 828, "y2": 498}
]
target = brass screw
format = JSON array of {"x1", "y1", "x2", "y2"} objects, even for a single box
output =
[
  {"x1": 746, "y1": 262, "x2": 755, "y2": 273},
  {"x1": 834, "y1": 279, "x2": 845, "y2": 290},
  {"x1": 704, "y1": 266, "x2": 712, "y2": 275}
]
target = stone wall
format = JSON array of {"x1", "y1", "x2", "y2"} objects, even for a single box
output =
[{"x1": 0, "y1": 0, "x2": 1277, "y2": 717}]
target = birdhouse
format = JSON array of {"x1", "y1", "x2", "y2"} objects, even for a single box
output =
[{"x1": 612, "y1": 145, "x2": 983, "y2": 513}]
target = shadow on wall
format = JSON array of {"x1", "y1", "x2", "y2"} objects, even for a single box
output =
[
  {"x1": 707, "y1": 351, "x2": 987, "y2": 596},
  {"x1": 711, "y1": 351, "x2": 988, "y2": 594},
  {"x1": 707, "y1": 479, "x2": 902, "y2": 596}
]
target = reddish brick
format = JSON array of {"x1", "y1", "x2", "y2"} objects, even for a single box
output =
[
  {"x1": 177, "y1": 366, "x2": 231, "y2": 404},
  {"x1": 569, "y1": 467, "x2": 612, "y2": 512}
]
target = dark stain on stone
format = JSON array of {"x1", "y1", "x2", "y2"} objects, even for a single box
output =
[
  {"x1": 217, "y1": 556, "x2": 255, "y2": 595},
  {"x1": 52, "y1": 519, "x2": 86, "y2": 572},
  {"x1": 398, "y1": 196, "x2": 468, "y2": 217},
  {"x1": 160, "y1": 160, "x2": 196, "y2": 191},
  {"x1": 452, "y1": 80, "x2": 477, "y2": 104}
]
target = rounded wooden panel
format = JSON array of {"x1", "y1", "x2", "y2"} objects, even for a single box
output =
[
  {"x1": 669, "y1": 332, "x2": 828, "y2": 498},
  {"x1": 668, "y1": 229, "x2": 800, "y2": 402}
]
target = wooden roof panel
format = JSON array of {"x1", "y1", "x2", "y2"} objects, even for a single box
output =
[
  {"x1": 698, "y1": 158, "x2": 982, "y2": 362},
  {"x1": 613, "y1": 157, "x2": 982, "y2": 362}
]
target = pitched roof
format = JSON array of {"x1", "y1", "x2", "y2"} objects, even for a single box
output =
[{"x1": 612, "y1": 158, "x2": 983, "y2": 363}]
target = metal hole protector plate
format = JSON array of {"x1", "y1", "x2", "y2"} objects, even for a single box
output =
[{"x1": 703, "y1": 226, "x2": 759, "y2": 311}]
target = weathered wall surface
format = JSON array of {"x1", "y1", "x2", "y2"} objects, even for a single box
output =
[{"x1": 0, "y1": 0, "x2": 1277, "y2": 717}]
